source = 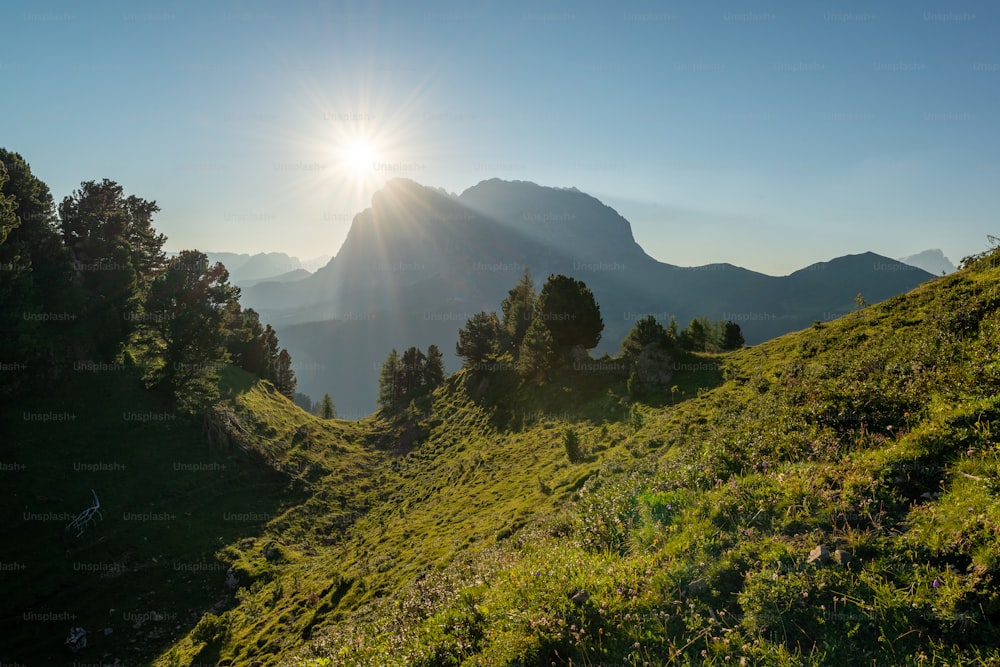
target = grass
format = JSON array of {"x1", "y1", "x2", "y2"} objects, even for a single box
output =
[{"x1": 5, "y1": 250, "x2": 1000, "y2": 666}]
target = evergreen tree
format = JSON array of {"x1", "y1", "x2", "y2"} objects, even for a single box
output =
[
  {"x1": 0, "y1": 149, "x2": 78, "y2": 376},
  {"x1": 260, "y1": 324, "x2": 280, "y2": 381},
  {"x1": 721, "y1": 321, "x2": 745, "y2": 350},
  {"x1": 318, "y1": 393, "x2": 336, "y2": 419},
  {"x1": 378, "y1": 348, "x2": 402, "y2": 408},
  {"x1": 225, "y1": 306, "x2": 269, "y2": 374},
  {"x1": 536, "y1": 274, "x2": 603, "y2": 356},
  {"x1": 58, "y1": 179, "x2": 166, "y2": 358},
  {"x1": 400, "y1": 346, "x2": 427, "y2": 398},
  {"x1": 140, "y1": 250, "x2": 241, "y2": 412},
  {"x1": 456, "y1": 311, "x2": 502, "y2": 369},
  {"x1": 517, "y1": 316, "x2": 555, "y2": 383},
  {"x1": 679, "y1": 318, "x2": 707, "y2": 351},
  {"x1": 621, "y1": 315, "x2": 670, "y2": 358},
  {"x1": 666, "y1": 315, "x2": 679, "y2": 344},
  {"x1": 424, "y1": 344, "x2": 445, "y2": 388},
  {"x1": 273, "y1": 348, "x2": 296, "y2": 399},
  {"x1": 500, "y1": 268, "x2": 535, "y2": 355}
]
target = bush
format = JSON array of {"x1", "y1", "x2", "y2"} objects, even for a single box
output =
[{"x1": 563, "y1": 428, "x2": 583, "y2": 463}]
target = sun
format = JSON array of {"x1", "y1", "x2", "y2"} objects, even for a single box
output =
[{"x1": 344, "y1": 141, "x2": 376, "y2": 174}]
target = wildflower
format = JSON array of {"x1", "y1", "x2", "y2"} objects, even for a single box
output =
[{"x1": 932, "y1": 578, "x2": 940, "y2": 588}]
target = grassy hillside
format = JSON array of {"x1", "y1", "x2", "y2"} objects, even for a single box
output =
[
  {"x1": 181, "y1": 249, "x2": 997, "y2": 666},
  {"x1": 5, "y1": 249, "x2": 999, "y2": 666}
]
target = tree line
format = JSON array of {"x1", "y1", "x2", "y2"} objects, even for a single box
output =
[
  {"x1": 0, "y1": 149, "x2": 296, "y2": 413},
  {"x1": 376, "y1": 269, "x2": 745, "y2": 408}
]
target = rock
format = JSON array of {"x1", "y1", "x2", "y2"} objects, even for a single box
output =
[
  {"x1": 630, "y1": 346, "x2": 674, "y2": 391},
  {"x1": 65, "y1": 627, "x2": 87, "y2": 652},
  {"x1": 686, "y1": 578, "x2": 707, "y2": 595},
  {"x1": 832, "y1": 549, "x2": 853, "y2": 566},
  {"x1": 807, "y1": 545, "x2": 830, "y2": 565},
  {"x1": 570, "y1": 590, "x2": 589, "y2": 606}
]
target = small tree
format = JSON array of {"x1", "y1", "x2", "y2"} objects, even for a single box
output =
[
  {"x1": 679, "y1": 318, "x2": 707, "y2": 351},
  {"x1": 563, "y1": 428, "x2": 583, "y2": 463},
  {"x1": 666, "y1": 315, "x2": 679, "y2": 345},
  {"x1": 378, "y1": 349, "x2": 402, "y2": 408},
  {"x1": 721, "y1": 321, "x2": 745, "y2": 350},
  {"x1": 621, "y1": 315, "x2": 670, "y2": 358},
  {"x1": 536, "y1": 274, "x2": 603, "y2": 355},
  {"x1": 500, "y1": 268, "x2": 536, "y2": 355},
  {"x1": 456, "y1": 311, "x2": 502, "y2": 369},
  {"x1": 424, "y1": 344, "x2": 445, "y2": 388},
  {"x1": 318, "y1": 393, "x2": 336, "y2": 419},
  {"x1": 274, "y1": 348, "x2": 296, "y2": 399},
  {"x1": 517, "y1": 317, "x2": 555, "y2": 383},
  {"x1": 400, "y1": 346, "x2": 427, "y2": 398}
]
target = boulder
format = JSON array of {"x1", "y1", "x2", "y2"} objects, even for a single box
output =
[
  {"x1": 832, "y1": 549, "x2": 853, "y2": 566},
  {"x1": 807, "y1": 545, "x2": 830, "y2": 565}
]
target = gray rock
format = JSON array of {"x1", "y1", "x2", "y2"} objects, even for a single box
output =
[
  {"x1": 832, "y1": 549, "x2": 853, "y2": 566},
  {"x1": 633, "y1": 346, "x2": 673, "y2": 388},
  {"x1": 686, "y1": 578, "x2": 707, "y2": 595},
  {"x1": 807, "y1": 545, "x2": 830, "y2": 565}
]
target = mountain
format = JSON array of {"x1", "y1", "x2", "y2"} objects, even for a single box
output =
[
  {"x1": 8, "y1": 249, "x2": 998, "y2": 665},
  {"x1": 899, "y1": 248, "x2": 957, "y2": 276},
  {"x1": 206, "y1": 251, "x2": 303, "y2": 284},
  {"x1": 234, "y1": 268, "x2": 311, "y2": 288},
  {"x1": 241, "y1": 178, "x2": 934, "y2": 415},
  {"x1": 299, "y1": 254, "x2": 333, "y2": 272},
  {"x1": 174, "y1": 251, "x2": 316, "y2": 285}
]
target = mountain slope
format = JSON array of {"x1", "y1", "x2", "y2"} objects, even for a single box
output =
[
  {"x1": 240, "y1": 179, "x2": 933, "y2": 415},
  {"x1": 0, "y1": 368, "x2": 379, "y2": 667},
  {"x1": 147, "y1": 247, "x2": 1000, "y2": 665}
]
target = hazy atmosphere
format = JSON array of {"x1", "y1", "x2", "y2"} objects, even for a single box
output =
[{"x1": 5, "y1": 0, "x2": 997, "y2": 273}]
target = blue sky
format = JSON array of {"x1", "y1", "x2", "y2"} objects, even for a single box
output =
[{"x1": 3, "y1": 0, "x2": 997, "y2": 274}]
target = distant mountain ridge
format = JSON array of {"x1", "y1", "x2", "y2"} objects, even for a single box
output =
[
  {"x1": 238, "y1": 178, "x2": 933, "y2": 415},
  {"x1": 899, "y1": 249, "x2": 956, "y2": 276},
  {"x1": 164, "y1": 251, "x2": 331, "y2": 286}
]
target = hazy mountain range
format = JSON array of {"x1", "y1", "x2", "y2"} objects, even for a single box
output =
[
  {"x1": 230, "y1": 178, "x2": 933, "y2": 415},
  {"x1": 898, "y1": 248, "x2": 957, "y2": 276},
  {"x1": 164, "y1": 250, "x2": 332, "y2": 286}
]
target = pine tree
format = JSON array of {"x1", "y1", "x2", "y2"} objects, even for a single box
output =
[
  {"x1": 378, "y1": 349, "x2": 402, "y2": 408},
  {"x1": 318, "y1": 393, "x2": 336, "y2": 419},
  {"x1": 517, "y1": 317, "x2": 555, "y2": 383},
  {"x1": 621, "y1": 315, "x2": 670, "y2": 358},
  {"x1": 666, "y1": 316, "x2": 679, "y2": 345},
  {"x1": 140, "y1": 250, "x2": 241, "y2": 412},
  {"x1": 274, "y1": 348, "x2": 296, "y2": 399},
  {"x1": 721, "y1": 321, "x2": 745, "y2": 350},
  {"x1": 58, "y1": 179, "x2": 166, "y2": 357},
  {"x1": 536, "y1": 274, "x2": 603, "y2": 355},
  {"x1": 424, "y1": 344, "x2": 445, "y2": 388},
  {"x1": 456, "y1": 311, "x2": 501, "y2": 369},
  {"x1": 680, "y1": 318, "x2": 707, "y2": 351},
  {"x1": 400, "y1": 346, "x2": 427, "y2": 398},
  {"x1": 500, "y1": 268, "x2": 536, "y2": 355}
]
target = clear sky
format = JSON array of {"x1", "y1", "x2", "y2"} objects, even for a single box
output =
[{"x1": 3, "y1": 0, "x2": 998, "y2": 275}]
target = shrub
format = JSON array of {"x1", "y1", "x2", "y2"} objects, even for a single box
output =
[{"x1": 563, "y1": 428, "x2": 583, "y2": 463}]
